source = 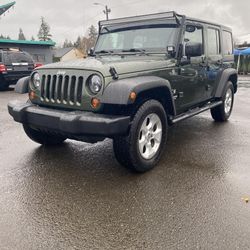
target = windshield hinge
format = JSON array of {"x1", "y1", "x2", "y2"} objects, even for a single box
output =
[{"x1": 110, "y1": 67, "x2": 119, "y2": 80}]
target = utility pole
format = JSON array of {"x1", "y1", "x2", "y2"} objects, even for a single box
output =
[
  {"x1": 94, "y1": 3, "x2": 111, "y2": 20},
  {"x1": 103, "y1": 5, "x2": 111, "y2": 20}
]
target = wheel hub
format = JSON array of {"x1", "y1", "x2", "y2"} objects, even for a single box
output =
[
  {"x1": 224, "y1": 88, "x2": 233, "y2": 114},
  {"x1": 138, "y1": 113, "x2": 163, "y2": 160}
]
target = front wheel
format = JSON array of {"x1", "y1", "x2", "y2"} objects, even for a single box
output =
[
  {"x1": 113, "y1": 100, "x2": 168, "y2": 173},
  {"x1": 23, "y1": 124, "x2": 66, "y2": 145},
  {"x1": 211, "y1": 81, "x2": 234, "y2": 122}
]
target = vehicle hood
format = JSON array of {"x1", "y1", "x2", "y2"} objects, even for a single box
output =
[{"x1": 40, "y1": 56, "x2": 175, "y2": 77}]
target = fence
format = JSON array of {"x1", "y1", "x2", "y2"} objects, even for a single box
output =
[{"x1": 235, "y1": 55, "x2": 250, "y2": 75}]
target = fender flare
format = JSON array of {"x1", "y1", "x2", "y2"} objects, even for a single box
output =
[
  {"x1": 100, "y1": 76, "x2": 176, "y2": 116},
  {"x1": 15, "y1": 76, "x2": 30, "y2": 94},
  {"x1": 214, "y1": 68, "x2": 238, "y2": 98}
]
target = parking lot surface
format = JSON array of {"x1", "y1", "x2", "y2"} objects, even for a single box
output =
[{"x1": 0, "y1": 82, "x2": 250, "y2": 249}]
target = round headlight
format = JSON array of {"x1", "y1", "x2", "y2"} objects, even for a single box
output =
[
  {"x1": 88, "y1": 75, "x2": 103, "y2": 94},
  {"x1": 32, "y1": 72, "x2": 41, "y2": 88}
]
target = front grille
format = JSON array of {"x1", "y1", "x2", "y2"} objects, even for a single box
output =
[{"x1": 40, "y1": 74, "x2": 84, "y2": 106}]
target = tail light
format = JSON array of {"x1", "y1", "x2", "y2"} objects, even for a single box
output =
[
  {"x1": 0, "y1": 64, "x2": 7, "y2": 73},
  {"x1": 34, "y1": 63, "x2": 43, "y2": 69}
]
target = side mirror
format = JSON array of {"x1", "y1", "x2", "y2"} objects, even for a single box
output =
[
  {"x1": 185, "y1": 42, "x2": 202, "y2": 58},
  {"x1": 88, "y1": 47, "x2": 95, "y2": 57}
]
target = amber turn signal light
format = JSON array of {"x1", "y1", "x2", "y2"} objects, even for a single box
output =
[
  {"x1": 29, "y1": 91, "x2": 37, "y2": 100},
  {"x1": 91, "y1": 98, "x2": 100, "y2": 109},
  {"x1": 129, "y1": 91, "x2": 137, "y2": 102}
]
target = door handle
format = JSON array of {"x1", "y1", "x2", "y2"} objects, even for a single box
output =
[{"x1": 180, "y1": 68, "x2": 198, "y2": 77}]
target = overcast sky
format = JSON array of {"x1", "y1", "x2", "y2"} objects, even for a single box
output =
[{"x1": 0, "y1": 0, "x2": 249, "y2": 45}]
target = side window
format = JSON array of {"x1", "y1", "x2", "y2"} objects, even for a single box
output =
[
  {"x1": 207, "y1": 28, "x2": 220, "y2": 55},
  {"x1": 222, "y1": 31, "x2": 233, "y2": 55},
  {"x1": 184, "y1": 25, "x2": 204, "y2": 55}
]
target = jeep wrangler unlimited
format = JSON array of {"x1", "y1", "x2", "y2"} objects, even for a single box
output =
[{"x1": 8, "y1": 12, "x2": 237, "y2": 172}]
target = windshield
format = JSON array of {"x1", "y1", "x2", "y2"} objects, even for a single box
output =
[{"x1": 95, "y1": 24, "x2": 179, "y2": 54}]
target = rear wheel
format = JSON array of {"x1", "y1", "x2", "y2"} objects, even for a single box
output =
[
  {"x1": 23, "y1": 124, "x2": 66, "y2": 145},
  {"x1": 211, "y1": 81, "x2": 234, "y2": 122},
  {"x1": 0, "y1": 79, "x2": 9, "y2": 91},
  {"x1": 113, "y1": 100, "x2": 168, "y2": 173}
]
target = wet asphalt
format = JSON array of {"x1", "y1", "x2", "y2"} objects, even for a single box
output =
[{"x1": 0, "y1": 82, "x2": 250, "y2": 250}]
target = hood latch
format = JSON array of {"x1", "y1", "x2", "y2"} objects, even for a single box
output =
[{"x1": 109, "y1": 67, "x2": 119, "y2": 80}]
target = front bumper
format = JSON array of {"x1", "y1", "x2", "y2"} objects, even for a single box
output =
[{"x1": 8, "y1": 101, "x2": 130, "y2": 137}]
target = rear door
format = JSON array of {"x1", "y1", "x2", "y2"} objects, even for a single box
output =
[{"x1": 205, "y1": 26, "x2": 223, "y2": 98}]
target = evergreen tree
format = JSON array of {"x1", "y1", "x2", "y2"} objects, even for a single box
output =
[
  {"x1": 88, "y1": 25, "x2": 98, "y2": 48},
  {"x1": 63, "y1": 39, "x2": 73, "y2": 48},
  {"x1": 74, "y1": 36, "x2": 82, "y2": 48},
  {"x1": 18, "y1": 28, "x2": 26, "y2": 40},
  {"x1": 31, "y1": 36, "x2": 35, "y2": 41},
  {"x1": 38, "y1": 17, "x2": 52, "y2": 41}
]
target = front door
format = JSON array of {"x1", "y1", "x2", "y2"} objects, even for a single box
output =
[{"x1": 172, "y1": 23, "x2": 208, "y2": 114}]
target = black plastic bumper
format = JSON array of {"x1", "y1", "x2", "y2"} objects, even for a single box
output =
[{"x1": 8, "y1": 101, "x2": 130, "y2": 137}]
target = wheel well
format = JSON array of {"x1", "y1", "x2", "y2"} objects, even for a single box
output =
[
  {"x1": 228, "y1": 74, "x2": 238, "y2": 93},
  {"x1": 134, "y1": 87, "x2": 175, "y2": 117}
]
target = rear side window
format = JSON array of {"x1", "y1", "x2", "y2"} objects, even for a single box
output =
[
  {"x1": 222, "y1": 31, "x2": 233, "y2": 55},
  {"x1": 207, "y1": 28, "x2": 220, "y2": 55}
]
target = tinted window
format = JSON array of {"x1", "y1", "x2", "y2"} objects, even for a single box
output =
[
  {"x1": 8, "y1": 52, "x2": 32, "y2": 63},
  {"x1": 222, "y1": 31, "x2": 233, "y2": 55},
  {"x1": 3, "y1": 52, "x2": 11, "y2": 65},
  {"x1": 207, "y1": 28, "x2": 220, "y2": 55},
  {"x1": 0, "y1": 52, "x2": 2, "y2": 62}
]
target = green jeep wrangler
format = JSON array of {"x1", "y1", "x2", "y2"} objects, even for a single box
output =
[{"x1": 8, "y1": 12, "x2": 237, "y2": 172}]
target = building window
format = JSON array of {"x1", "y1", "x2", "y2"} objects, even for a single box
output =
[{"x1": 33, "y1": 54, "x2": 46, "y2": 63}]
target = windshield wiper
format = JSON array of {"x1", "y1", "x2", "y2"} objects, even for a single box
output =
[
  {"x1": 122, "y1": 48, "x2": 146, "y2": 53},
  {"x1": 95, "y1": 50, "x2": 114, "y2": 54}
]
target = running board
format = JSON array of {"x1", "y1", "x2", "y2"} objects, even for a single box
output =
[{"x1": 171, "y1": 101, "x2": 223, "y2": 124}]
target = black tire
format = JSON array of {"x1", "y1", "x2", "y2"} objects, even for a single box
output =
[
  {"x1": 23, "y1": 124, "x2": 66, "y2": 145},
  {"x1": 113, "y1": 100, "x2": 168, "y2": 173},
  {"x1": 0, "y1": 79, "x2": 9, "y2": 91},
  {"x1": 211, "y1": 81, "x2": 234, "y2": 122}
]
